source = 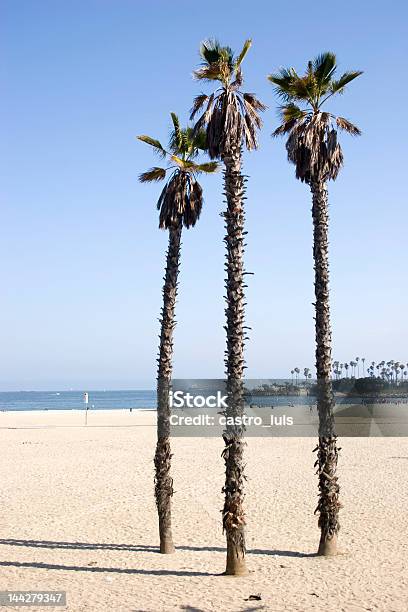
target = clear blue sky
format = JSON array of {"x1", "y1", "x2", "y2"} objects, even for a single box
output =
[{"x1": 1, "y1": 0, "x2": 407, "y2": 390}]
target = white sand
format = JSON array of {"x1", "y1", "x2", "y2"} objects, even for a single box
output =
[{"x1": 0, "y1": 409, "x2": 407, "y2": 611}]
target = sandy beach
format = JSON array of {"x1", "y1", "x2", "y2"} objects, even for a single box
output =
[{"x1": 1, "y1": 409, "x2": 407, "y2": 611}]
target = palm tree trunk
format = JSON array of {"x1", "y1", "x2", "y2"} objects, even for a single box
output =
[
  {"x1": 222, "y1": 143, "x2": 247, "y2": 576},
  {"x1": 311, "y1": 180, "x2": 340, "y2": 556},
  {"x1": 155, "y1": 222, "x2": 182, "y2": 554}
]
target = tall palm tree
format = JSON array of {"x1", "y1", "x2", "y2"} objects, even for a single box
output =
[
  {"x1": 138, "y1": 113, "x2": 218, "y2": 553},
  {"x1": 269, "y1": 52, "x2": 362, "y2": 555},
  {"x1": 294, "y1": 366, "x2": 300, "y2": 386},
  {"x1": 191, "y1": 38, "x2": 265, "y2": 575}
]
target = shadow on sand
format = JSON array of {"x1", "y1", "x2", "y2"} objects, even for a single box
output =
[
  {"x1": 0, "y1": 538, "x2": 316, "y2": 577},
  {"x1": 0, "y1": 538, "x2": 316, "y2": 558}
]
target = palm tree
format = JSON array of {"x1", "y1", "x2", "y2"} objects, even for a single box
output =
[
  {"x1": 192, "y1": 38, "x2": 265, "y2": 575},
  {"x1": 294, "y1": 366, "x2": 300, "y2": 386},
  {"x1": 356, "y1": 356, "x2": 360, "y2": 378},
  {"x1": 138, "y1": 113, "x2": 218, "y2": 553},
  {"x1": 269, "y1": 52, "x2": 362, "y2": 556}
]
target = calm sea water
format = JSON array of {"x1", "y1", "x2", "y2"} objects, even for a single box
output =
[
  {"x1": 0, "y1": 390, "x2": 156, "y2": 411},
  {"x1": 0, "y1": 390, "x2": 310, "y2": 412},
  {"x1": 2, "y1": 389, "x2": 403, "y2": 412}
]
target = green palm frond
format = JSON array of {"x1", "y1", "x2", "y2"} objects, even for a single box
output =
[
  {"x1": 198, "y1": 39, "x2": 233, "y2": 70},
  {"x1": 170, "y1": 112, "x2": 182, "y2": 150},
  {"x1": 268, "y1": 68, "x2": 299, "y2": 101},
  {"x1": 137, "y1": 135, "x2": 167, "y2": 158},
  {"x1": 313, "y1": 52, "x2": 337, "y2": 87},
  {"x1": 193, "y1": 161, "x2": 219, "y2": 174},
  {"x1": 269, "y1": 53, "x2": 363, "y2": 112},
  {"x1": 235, "y1": 39, "x2": 252, "y2": 69},
  {"x1": 278, "y1": 103, "x2": 309, "y2": 123},
  {"x1": 139, "y1": 167, "x2": 167, "y2": 182},
  {"x1": 330, "y1": 71, "x2": 364, "y2": 95},
  {"x1": 290, "y1": 74, "x2": 317, "y2": 102},
  {"x1": 192, "y1": 128, "x2": 208, "y2": 152},
  {"x1": 171, "y1": 154, "x2": 185, "y2": 167},
  {"x1": 199, "y1": 39, "x2": 224, "y2": 65},
  {"x1": 195, "y1": 39, "x2": 236, "y2": 84}
]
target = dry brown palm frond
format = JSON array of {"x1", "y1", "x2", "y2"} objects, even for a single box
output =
[
  {"x1": 157, "y1": 170, "x2": 207, "y2": 230},
  {"x1": 183, "y1": 179, "x2": 203, "y2": 228},
  {"x1": 139, "y1": 167, "x2": 166, "y2": 182},
  {"x1": 194, "y1": 88, "x2": 264, "y2": 159},
  {"x1": 272, "y1": 119, "x2": 297, "y2": 137},
  {"x1": 230, "y1": 67, "x2": 243, "y2": 90},
  {"x1": 336, "y1": 116, "x2": 361, "y2": 135},
  {"x1": 241, "y1": 94, "x2": 264, "y2": 130},
  {"x1": 285, "y1": 111, "x2": 345, "y2": 183},
  {"x1": 193, "y1": 63, "x2": 223, "y2": 81},
  {"x1": 190, "y1": 94, "x2": 209, "y2": 120},
  {"x1": 243, "y1": 92, "x2": 266, "y2": 110}
]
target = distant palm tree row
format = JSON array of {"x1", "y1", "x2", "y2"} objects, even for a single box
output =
[
  {"x1": 291, "y1": 359, "x2": 408, "y2": 383},
  {"x1": 138, "y1": 40, "x2": 362, "y2": 574}
]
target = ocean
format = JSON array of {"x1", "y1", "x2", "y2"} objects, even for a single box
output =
[
  {"x1": 0, "y1": 389, "x2": 315, "y2": 412},
  {"x1": 0, "y1": 390, "x2": 157, "y2": 411}
]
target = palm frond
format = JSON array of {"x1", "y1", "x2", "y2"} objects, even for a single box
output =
[
  {"x1": 336, "y1": 116, "x2": 361, "y2": 135},
  {"x1": 278, "y1": 103, "x2": 308, "y2": 123},
  {"x1": 268, "y1": 67, "x2": 299, "y2": 102},
  {"x1": 290, "y1": 74, "x2": 317, "y2": 103},
  {"x1": 139, "y1": 167, "x2": 166, "y2": 182},
  {"x1": 171, "y1": 154, "x2": 185, "y2": 168},
  {"x1": 169, "y1": 112, "x2": 182, "y2": 150},
  {"x1": 199, "y1": 39, "x2": 224, "y2": 65},
  {"x1": 192, "y1": 93, "x2": 215, "y2": 136},
  {"x1": 183, "y1": 178, "x2": 203, "y2": 228},
  {"x1": 193, "y1": 64, "x2": 224, "y2": 81},
  {"x1": 272, "y1": 119, "x2": 297, "y2": 137},
  {"x1": 313, "y1": 52, "x2": 337, "y2": 86},
  {"x1": 242, "y1": 94, "x2": 265, "y2": 130},
  {"x1": 193, "y1": 161, "x2": 219, "y2": 174},
  {"x1": 192, "y1": 128, "x2": 208, "y2": 151},
  {"x1": 137, "y1": 135, "x2": 166, "y2": 158},
  {"x1": 190, "y1": 94, "x2": 209, "y2": 120},
  {"x1": 230, "y1": 66, "x2": 243, "y2": 90},
  {"x1": 243, "y1": 92, "x2": 267, "y2": 112},
  {"x1": 330, "y1": 71, "x2": 363, "y2": 94},
  {"x1": 235, "y1": 38, "x2": 252, "y2": 69}
]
